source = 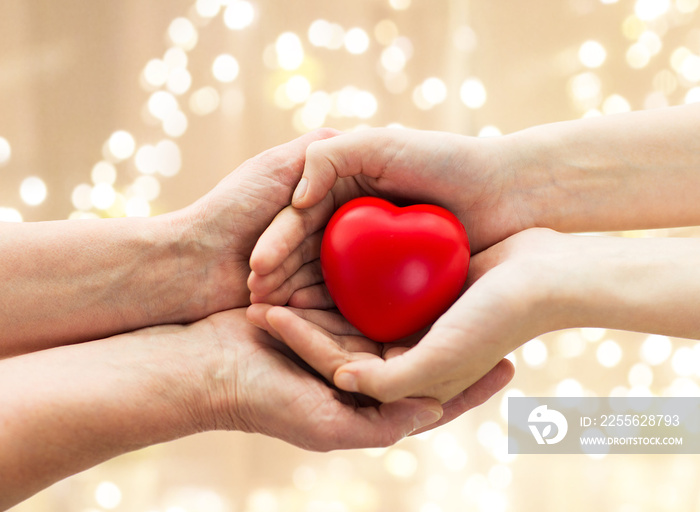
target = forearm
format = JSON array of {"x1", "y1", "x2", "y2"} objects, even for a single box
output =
[
  {"x1": 0, "y1": 212, "x2": 215, "y2": 356},
  {"x1": 550, "y1": 233, "x2": 700, "y2": 340},
  {"x1": 504, "y1": 104, "x2": 700, "y2": 233},
  {"x1": 0, "y1": 324, "x2": 214, "y2": 509}
]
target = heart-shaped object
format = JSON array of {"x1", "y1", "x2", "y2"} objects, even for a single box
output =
[{"x1": 321, "y1": 197, "x2": 470, "y2": 342}]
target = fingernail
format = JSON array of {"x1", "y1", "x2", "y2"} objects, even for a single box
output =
[
  {"x1": 292, "y1": 177, "x2": 308, "y2": 204},
  {"x1": 412, "y1": 409, "x2": 442, "y2": 432},
  {"x1": 335, "y1": 371, "x2": 358, "y2": 393}
]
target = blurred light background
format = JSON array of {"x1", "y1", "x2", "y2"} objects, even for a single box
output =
[{"x1": 3, "y1": 0, "x2": 700, "y2": 510}]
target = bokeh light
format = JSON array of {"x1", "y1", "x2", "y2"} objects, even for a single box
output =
[
  {"x1": 309, "y1": 19, "x2": 333, "y2": 47},
  {"x1": 148, "y1": 90, "x2": 179, "y2": 121},
  {"x1": 276, "y1": 32, "x2": 305, "y2": 70},
  {"x1": 641, "y1": 334, "x2": 673, "y2": 365},
  {"x1": 20, "y1": 176, "x2": 47, "y2": 206},
  {"x1": 142, "y1": 58, "x2": 168, "y2": 89},
  {"x1": 380, "y1": 45, "x2": 407, "y2": 72},
  {"x1": 383, "y1": 449, "x2": 417, "y2": 478},
  {"x1": 686, "y1": 86, "x2": 700, "y2": 102},
  {"x1": 107, "y1": 130, "x2": 136, "y2": 160},
  {"x1": 556, "y1": 378, "x2": 584, "y2": 397},
  {"x1": 7, "y1": 2, "x2": 700, "y2": 511},
  {"x1": 154, "y1": 139, "x2": 182, "y2": 176},
  {"x1": 522, "y1": 338, "x2": 548, "y2": 367},
  {"x1": 285, "y1": 75, "x2": 312, "y2": 104},
  {"x1": 212, "y1": 54, "x2": 240, "y2": 82},
  {"x1": 223, "y1": 0, "x2": 255, "y2": 30},
  {"x1": 163, "y1": 109, "x2": 188, "y2": 137},
  {"x1": 166, "y1": 67, "x2": 192, "y2": 95},
  {"x1": 134, "y1": 144, "x2": 158, "y2": 174},
  {"x1": 460, "y1": 78, "x2": 487, "y2": 108},
  {"x1": 453, "y1": 25, "x2": 478, "y2": 52},
  {"x1": 189, "y1": 86, "x2": 220, "y2": 115},
  {"x1": 0, "y1": 136, "x2": 11, "y2": 166},
  {"x1": 635, "y1": 0, "x2": 671, "y2": 20},
  {"x1": 71, "y1": 183, "x2": 93, "y2": 211},
  {"x1": 195, "y1": 0, "x2": 220, "y2": 19},
  {"x1": 676, "y1": 0, "x2": 700, "y2": 12},
  {"x1": 628, "y1": 362, "x2": 654, "y2": 387},
  {"x1": 90, "y1": 183, "x2": 117, "y2": 210},
  {"x1": 389, "y1": 0, "x2": 411, "y2": 10},
  {"x1": 168, "y1": 17, "x2": 198, "y2": 50},
  {"x1": 374, "y1": 19, "x2": 399, "y2": 46},
  {"x1": 602, "y1": 93, "x2": 632, "y2": 114},
  {"x1": 0, "y1": 207, "x2": 22, "y2": 222},
  {"x1": 91, "y1": 162, "x2": 117, "y2": 185},
  {"x1": 579, "y1": 40, "x2": 607, "y2": 68},
  {"x1": 344, "y1": 27, "x2": 370, "y2": 54},
  {"x1": 94, "y1": 481, "x2": 122, "y2": 510},
  {"x1": 597, "y1": 339, "x2": 623, "y2": 367}
]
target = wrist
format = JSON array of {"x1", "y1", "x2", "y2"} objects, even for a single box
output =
[
  {"x1": 151, "y1": 207, "x2": 227, "y2": 324},
  {"x1": 496, "y1": 125, "x2": 578, "y2": 233},
  {"x1": 499, "y1": 107, "x2": 700, "y2": 234},
  {"x1": 549, "y1": 235, "x2": 700, "y2": 338}
]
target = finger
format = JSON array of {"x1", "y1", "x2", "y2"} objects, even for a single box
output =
[
  {"x1": 252, "y1": 304, "x2": 363, "y2": 338},
  {"x1": 248, "y1": 303, "x2": 349, "y2": 346},
  {"x1": 248, "y1": 231, "x2": 323, "y2": 297},
  {"x1": 234, "y1": 127, "x2": 340, "y2": 203},
  {"x1": 333, "y1": 315, "x2": 508, "y2": 403},
  {"x1": 250, "y1": 260, "x2": 324, "y2": 306},
  {"x1": 288, "y1": 283, "x2": 335, "y2": 310},
  {"x1": 293, "y1": 131, "x2": 389, "y2": 208},
  {"x1": 246, "y1": 303, "x2": 283, "y2": 341},
  {"x1": 265, "y1": 306, "x2": 379, "y2": 382},
  {"x1": 409, "y1": 358, "x2": 515, "y2": 435},
  {"x1": 382, "y1": 345, "x2": 411, "y2": 359},
  {"x1": 332, "y1": 332, "x2": 462, "y2": 403},
  {"x1": 250, "y1": 195, "x2": 336, "y2": 276}
]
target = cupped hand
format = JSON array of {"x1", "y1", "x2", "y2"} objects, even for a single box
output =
[
  {"x1": 197, "y1": 308, "x2": 444, "y2": 450},
  {"x1": 245, "y1": 303, "x2": 515, "y2": 428},
  {"x1": 248, "y1": 128, "x2": 531, "y2": 300},
  {"x1": 327, "y1": 228, "x2": 574, "y2": 403},
  {"x1": 173, "y1": 128, "x2": 339, "y2": 314},
  {"x1": 250, "y1": 229, "x2": 570, "y2": 405},
  {"x1": 248, "y1": 127, "x2": 533, "y2": 307}
]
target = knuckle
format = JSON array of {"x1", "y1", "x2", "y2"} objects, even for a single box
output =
[{"x1": 311, "y1": 127, "x2": 340, "y2": 141}]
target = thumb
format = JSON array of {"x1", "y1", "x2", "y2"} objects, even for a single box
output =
[
  {"x1": 332, "y1": 307, "x2": 509, "y2": 404},
  {"x1": 292, "y1": 137, "x2": 347, "y2": 208},
  {"x1": 293, "y1": 129, "x2": 390, "y2": 208},
  {"x1": 332, "y1": 336, "x2": 455, "y2": 403}
]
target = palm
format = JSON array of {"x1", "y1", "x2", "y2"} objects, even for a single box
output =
[
  {"x1": 245, "y1": 304, "x2": 514, "y2": 430},
  {"x1": 203, "y1": 308, "x2": 438, "y2": 450}
]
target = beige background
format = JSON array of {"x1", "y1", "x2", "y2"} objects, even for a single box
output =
[{"x1": 3, "y1": 0, "x2": 700, "y2": 511}]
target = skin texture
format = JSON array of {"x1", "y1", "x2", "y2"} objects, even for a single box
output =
[
  {"x1": 248, "y1": 103, "x2": 700, "y2": 404},
  {"x1": 1, "y1": 130, "x2": 513, "y2": 509},
  {"x1": 0, "y1": 309, "x2": 446, "y2": 509},
  {"x1": 0, "y1": 129, "x2": 341, "y2": 356}
]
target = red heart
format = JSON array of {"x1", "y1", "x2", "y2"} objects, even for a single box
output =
[{"x1": 321, "y1": 197, "x2": 470, "y2": 342}]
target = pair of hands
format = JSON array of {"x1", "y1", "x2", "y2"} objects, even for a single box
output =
[
  {"x1": 246, "y1": 128, "x2": 586, "y2": 410},
  {"x1": 164, "y1": 128, "x2": 516, "y2": 449},
  {"x1": 7, "y1": 128, "x2": 520, "y2": 508},
  {"x1": 242, "y1": 106, "x2": 700, "y2": 414},
  {"x1": 244, "y1": 128, "x2": 540, "y2": 411}
]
